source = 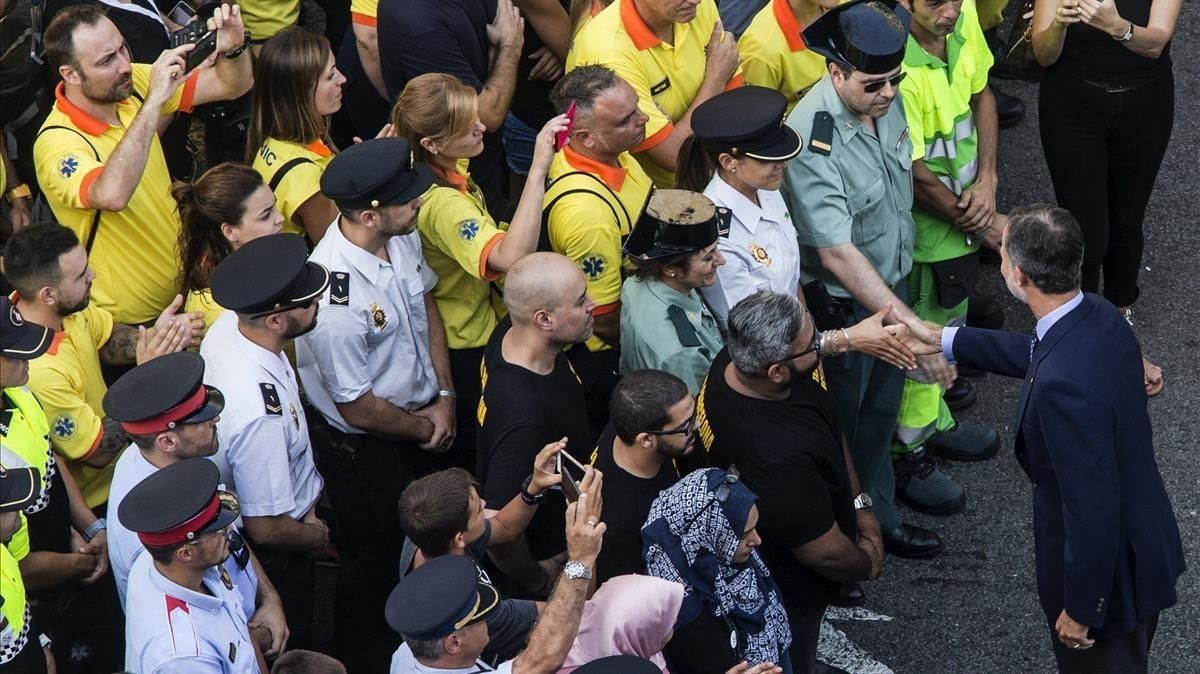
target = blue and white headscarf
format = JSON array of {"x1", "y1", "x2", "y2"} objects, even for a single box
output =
[{"x1": 642, "y1": 468, "x2": 792, "y2": 671}]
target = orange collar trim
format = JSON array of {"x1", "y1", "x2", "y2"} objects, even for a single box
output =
[
  {"x1": 45, "y1": 331, "x2": 66, "y2": 357},
  {"x1": 305, "y1": 139, "x2": 333, "y2": 157},
  {"x1": 563, "y1": 146, "x2": 627, "y2": 191},
  {"x1": 621, "y1": 0, "x2": 662, "y2": 51},
  {"x1": 773, "y1": 0, "x2": 808, "y2": 53},
  {"x1": 431, "y1": 163, "x2": 469, "y2": 193},
  {"x1": 53, "y1": 83, "x2": 111, "y2": 137}
]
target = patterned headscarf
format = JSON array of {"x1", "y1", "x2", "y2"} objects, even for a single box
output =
[{"x1": 642, "y1": 469, "x2": 792, "y2": 671}]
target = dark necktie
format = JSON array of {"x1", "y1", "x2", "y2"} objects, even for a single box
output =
[{"x1": 1029, "y1": 331, "x2": 1040, "y2": 360}]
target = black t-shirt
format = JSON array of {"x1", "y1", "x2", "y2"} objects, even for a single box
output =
[
  {"x1": 477, "y1": 317, "x2": 592, "y2": 560},
  {"x1": 590, "y1": 425, "x2": 679, "y2": 585},
  {"x1": 664, "y1": 610, "x2": 741, "y2": 674},
  {"x1": 1053, "y1": 0, "x2": 1170, "y2": 85},
  {"x1": 378, "y1": 0, "x2": 508, "y2": 212},
  {"x1": 507, "y1": 4, "x2": 564, "y2": 130},
  {"x1": 697, "y1": 350, "x2": 856, "y2": 605}
]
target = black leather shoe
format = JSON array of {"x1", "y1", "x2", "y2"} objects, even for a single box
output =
[
  {"x1": 943, "y1": 378, "x2": 977, "y2": 412},
  {"x1": 993, "y1": 86, "x2": 1026, "y2": 128},
  {"x1": 830, "y1": 581, "x2": 866, "y2": 607},
  {"x1": 882, "y1": 523, "x2": 944, "y2": 559},
  {"x1": 926, "y1": 422, "x2": 1001, "y2": 462}
]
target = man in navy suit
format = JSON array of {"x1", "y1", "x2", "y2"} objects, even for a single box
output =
[{"x1": 904, "y1": 205, "x2": 1184, "y2": 672}]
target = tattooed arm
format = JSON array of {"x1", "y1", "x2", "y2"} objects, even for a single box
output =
[
  {"x1": 97, "y1": 325, "x2": 139, "y2": 366},
  {"x1": 79, "y1": 417, "x2": 132, "y2": 468}
]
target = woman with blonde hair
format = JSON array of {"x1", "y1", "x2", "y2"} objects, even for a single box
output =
[
  {"x1": 174, "y1": 162, "x2": 284, "y2": 334},
  {"x1": 247, "y1": 27, "x2": 346, "y2": 243},
  {"x1": 391, "y1": 73, "x2": 567, "y2": 465}
]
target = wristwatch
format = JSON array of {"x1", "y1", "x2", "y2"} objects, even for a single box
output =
[
  {"x1": 222, "y1": 31, "x2": 252, "y2": 59},
  {"x1": 562, "y1": 560, "x2": 592, "y2": 581},
  {"x1": 83, "y1": 517, "x2": 108, "y2": 542},
  {"x1": 519, "y1": 474, "x2": 544, "y2": 505},
  {"x1": 853, "y1": 493, "x2": 873, "y2": 511},
  {"x1": 6, "y1": 183, "x2": 31, "y2": 202}
]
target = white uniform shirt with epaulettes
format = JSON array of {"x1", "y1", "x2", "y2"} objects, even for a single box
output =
[
  {"x1": 200, "y1": 311, "x2": 322, "y2": 520},
  {"x1": 124, "y1": 552, "x2": 260, "y2": 674},
  {"x1": 700, "y1": 174, "x2": 802, "y2": 328},
  {"x1": 107, "y1": 444, "x2": 259, "y2": 614},
  {"x1": 297, "y1": 219, "x2": 440, "y2": 435}
]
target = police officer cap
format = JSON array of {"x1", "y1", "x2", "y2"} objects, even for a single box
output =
[
  {"x1": 103, "y1": 351, "x2": 225, "y2": 436},
  {"x1": 623, "y1": 189, "x2": 731, "y2": 261},
  {"x1": 118, "y1": 458, "x2": 240, "y2": 547},
  {"x1": 803, "y1": 0, "x2": 912, "y2": 74},
  {"x1": 0, "y1": 297, "x2": 55, "y2": 360},
  {"x1": 385, "y1": 555, "x2": 500, "y2": 641},
  {"x1": 1, "y1": 466, "x2": 42, "y2": 513},
  {"x1": 321, "y1": 137, "x2": 435, "y2": 211},
  {"x1": 210, "y1": 233, "x2": 330, "y2": 316},
  {"x1": 691, "y1": 87, "x2": 801, "y2": 162},
  {"x1": 575, "y1": 656, "x2": 662, "y2": 674}
]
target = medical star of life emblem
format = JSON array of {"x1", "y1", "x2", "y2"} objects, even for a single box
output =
[
  {"x1": 459, "y1": 220, "x2": 480, "y2": 241},
  {"x1": 581, "y1": 254, "x2": 606, "y2": 280},
  {"x1": 52, "y1": 415, "x2": 76, "y2": 440},
  {"x1": 59, "y1": 155, "x2": 79, "y2": 178}
]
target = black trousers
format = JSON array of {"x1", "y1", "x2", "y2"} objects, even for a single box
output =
[
  {"x1": 253, "y1": 547, "x2": 315, "y2": 652},
  {"x1": 1050, "y1": 613, "x2": 1159, "y2": 673},
  {"x1": 309, "y1": 417, "x2": 413, "y2": 672},
  {"x1": 1038, "y1": 68, "x2": 1175, "y2": 308},
  {"x1": 787, "y1": 601, "x2": 827, "y2": 674}
]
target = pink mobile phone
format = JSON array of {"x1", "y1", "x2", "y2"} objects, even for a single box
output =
[{"x1": 555, "y1": 101, "x2": 577, "y2": 151}]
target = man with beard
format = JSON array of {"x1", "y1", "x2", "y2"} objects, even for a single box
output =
[
  {"x1": 5, "y1": 223, "x2": 199, "y2": 513},
  {"x1": 782, "y1": 0, "x2": 953, "y2": 561},
  {"x1": 698, "y1": 291, "x2": 884, "y2": 673},
  {"x1": 33, "y1": 4, "x2": 252, "y2": 329},
  {"x1": 102, "y1": 352, "x2": 289, "y2": 660},
  {"x1": 120, "y1": 458, "x2": 265, "y2": 673},
  {"x1": 590, "y1": 369, "x2": 692, "y2": 585},
  {"x1": 200, "y1": 233, "x2": 331, "y2": 652},
  {"x1": 296, "y1": 137, "x2": 452, "y2": 671},
  {"x1": 543, "y1": 65, "x2": 654, "y2": 434},
  {"x1": 477, "y1": 252, "x2": 597, "y2": 598}
]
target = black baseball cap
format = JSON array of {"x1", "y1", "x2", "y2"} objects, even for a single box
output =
[{"x1": 0, "y1": 296, "x2": 54, "y2": 360}]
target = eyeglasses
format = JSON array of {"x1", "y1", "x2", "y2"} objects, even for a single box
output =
[
  {"x1": 186, "y1": 524, "x2": 232, "y2": 546},
  {"x1": 646, "y1": 409, "x2": 696, "y2": 437},
  {"x1": 862, "y1": 71, "x2": 907, "y2": 93},
  {"x1": 770, "y1": 314, "x2": 821, "y2": 366},
  {"x1": 680, "y1": 469, "x2": 740, "y2": 534}
]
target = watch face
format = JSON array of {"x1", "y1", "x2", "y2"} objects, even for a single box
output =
[{"x1": 563, "y1": 561, "x2": 590, "y2": 579}]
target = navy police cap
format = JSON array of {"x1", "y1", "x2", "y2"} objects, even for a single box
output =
[
  {"x1": 691, "y1": 86, "x2": 801, "y2": 162},
  {"x1": 211, "y1": 233, "x2": 330, "y2": 317},
  {"x1": 118, "y1": 458, "x2": 240, "y2": 547},
  {"x1": 803, "y1": 0, "x2": 912, "y2": 75},
  {"x1": 103, "y1": 352, "x2": 224, "y2": 435},
  {"x1": 321, "y1": 137, "x2": 435, "y2": 211},
  {"x1": 385, "y1": 555, "x2": 500, "y2": 641},
  {"x1": 0, "y1": 297, "x2": 54, "y2": 360}
]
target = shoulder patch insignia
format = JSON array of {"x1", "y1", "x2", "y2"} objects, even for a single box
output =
[
  {"x1": 580, "y1": 254, "x2": 607, "y2": 280},
  {"x1": 809, "y1": 111, "x2": 834, "y2": 156},
  {"x1": 52, "y1": 415, "x2": 76, "y2": 440},
  {"x1": 330, "y1": 272, "x2": 350, "y2": 306},
  {"x1": 459, "y1": 220, "x2": 480, "y2": 241},
  {"x1": 666, "y1": 305, "x2": 701, "y2": 348},
  {"x1": 259, "y1": 383, "x2": 283, "y2": 416},
  {"x1": 58, "y1": 155, "x2": 80, "y2": 178}
]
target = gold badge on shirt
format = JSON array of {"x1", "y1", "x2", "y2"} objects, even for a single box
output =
[
  {"x1": 219, "y1": 565, "x2": 233, "y2": 590},
  {"x1": 370, "y1": 302, "x2": 388, "y2": 329},
  {"x1": 749, "y1": 242, "x2": 772, "y2": 267},
  {"x1": 289, "y1": 403, "x2": 299, "y2": 429}
]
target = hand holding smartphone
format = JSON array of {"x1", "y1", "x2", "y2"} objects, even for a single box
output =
[
  {"x1": 555, "y1": 101, "x2": 577, "y2": 151},
  {"x1": 556, "y1": 450, "x2": 587, "y2": 503}
]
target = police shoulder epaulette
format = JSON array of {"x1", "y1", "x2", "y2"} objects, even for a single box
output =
[
  {"x1": 666, "y1": 305, "x2": 701, "y2": 348},
  {"x1": 330, "y1": 271, "x2": 350, "y2": 306},
  {"x1": 808, "y1": 111, "x2": 834, "y2": 156},
  {"x1": 259, "y1": 383, "x2": 283, "y2": 416}
]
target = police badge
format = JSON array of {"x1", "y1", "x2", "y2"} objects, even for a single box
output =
[{"x1": 370, "y1": 302, "x2": 388, "y2": 328}]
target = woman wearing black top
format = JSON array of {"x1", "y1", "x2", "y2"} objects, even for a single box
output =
[{"x1": 1032, "y1": 0, "x2": 1180, "y2": 396}]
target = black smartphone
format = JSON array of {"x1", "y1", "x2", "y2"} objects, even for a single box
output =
[
  {"x1": 556, "y1": 453, "x2": 583, "y2": 503},
  {"x1": 170, "y1": 21, "x2": 218, "y2": 73}
]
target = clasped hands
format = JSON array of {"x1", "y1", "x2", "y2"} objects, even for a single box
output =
[{"x1": 874, "y1": 308, "x2": 957, "y2": 390}]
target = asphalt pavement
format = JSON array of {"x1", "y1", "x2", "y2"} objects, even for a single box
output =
[{"x1": 822, "y1": 5, "x2": 1200, "y2": 672}]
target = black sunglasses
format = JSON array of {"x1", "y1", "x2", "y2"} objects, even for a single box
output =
[
  {"x1": 680, "y1": 469, "x2": 740, "y2": 534},
  {"x1": 646, "y1": 409, "x2": 697, "y2": 437},
  {"x1": 862, "y1": 71, "x2": 907, "y2": 93},
  {"x1": 771, "y1": 313, "x2": 821, "y2": 366}
]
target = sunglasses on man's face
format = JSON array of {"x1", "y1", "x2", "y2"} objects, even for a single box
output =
[
  {"x1": 771, "y1": 314, "x2": 821, "y2": 366},
  {"x1": 862, "y1": 71, "x2": 907, "y2": 94},
  {"x1": 646, "y1": 409, "x2": 696, "y2": 438}
]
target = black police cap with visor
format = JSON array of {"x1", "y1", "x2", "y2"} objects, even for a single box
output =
[
  {"x1": 802, "y1": 0, "x2": 912, "y2": 75},
  {"x1": 103, "y1": 351, "x2": 225, "y2": 435},
  {"x1": 691, "y1": 86, "x2": 802, "y2": 162},
  {"x1": 623, "y1": 189, "x2": 731, "y2": 262},
  {"x1": 0, "y1": 296, "x2": 55, "y2": 361},
  {"x1": 118, "y1": 458, "x2": 240, "y2": 548},
  {"x1": 385, "y1": 555, "x2": 500, "y2": 641},
  {"x1": 210, "y1": 233, "x2": 330, "y2": 318},
  {"x1": 321, "y1": 137, "x2": 436, "y2": 211}
]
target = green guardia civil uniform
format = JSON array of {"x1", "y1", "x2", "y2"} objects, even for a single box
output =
[{"x1": 893, "y1": 0, "x2": 993, "y2": 454}]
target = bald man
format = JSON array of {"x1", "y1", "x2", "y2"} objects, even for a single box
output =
[{"x1": 477, "y1": 253, "x2": 599, "y2": 596}]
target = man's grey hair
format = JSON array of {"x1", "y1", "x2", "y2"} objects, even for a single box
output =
[
  {"x1": 405, "y1": 634, "x2": 449, "y2": 661},
  {"x1": 1005, "y1": 204, "x2": 1083, "y2": 294},
  {"x1": 726, "y1": 292, "x2": 807, "y2": 374}
]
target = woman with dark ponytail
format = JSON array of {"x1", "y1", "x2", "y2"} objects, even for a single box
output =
[{"x1": 174, "y1": 162, "x2": 284, "y2": 334}]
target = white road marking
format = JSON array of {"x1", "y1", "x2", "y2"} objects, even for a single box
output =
[{"x1": 818, "y1": 607, "x2": 895, "y2": 674}]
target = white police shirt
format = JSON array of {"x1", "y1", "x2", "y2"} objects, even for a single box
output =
[
  {"x1": 124, "y1": 552, "x2": 260, "y2": 673},
  {"x1": 297, "y1": 218, "x2": 440, "y2": 434},
  {"x1": 700, "y1": 174, "x2": 802, "y2": 327},
  {"x1": 389, "y1": 642, "x2": 514, "y2": 674},
  {"x1": 107, "y1": 446, "x2": 258, "y2": 616},
  {"x1": 201, "y1": 312, "x2": 323, "y2": 520}
]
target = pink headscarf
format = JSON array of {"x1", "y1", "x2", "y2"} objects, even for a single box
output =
[{"x1": 558, "y1": 575, "x2": 685, "y2": 673}]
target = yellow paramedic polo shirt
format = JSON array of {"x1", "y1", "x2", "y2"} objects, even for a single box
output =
[
  {"x1": 34, "y1": 64, "x2": 198, "y2": 326},
  {"x1": 544, "y1": 146, "x2": 652, "y2": 352},
  {"x1": 568, "y1": 0, "x2": 745, "y2": 188},
  {"x1": 418, "y1": 159, "x2": 508, "y2": 350},
  {"x1": 238, "y1": 0, "x2": 300, "y2": 41},
  {"x1": 351, "y1": 0, "x2": 378, "y2": 26},
  {"x1": 24, "y1": 303, "x2": 117, "y2": 508},
  {"x1": 740, "y1": 0, "x2": 830, "y2": 114},
  {"x1": 253, "y1": 137, "x2": 334, "y2": 237}
]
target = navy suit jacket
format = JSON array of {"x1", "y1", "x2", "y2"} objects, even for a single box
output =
[{"x1": 953, "y1": 294, "x2": 1185, "y2": 638}]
